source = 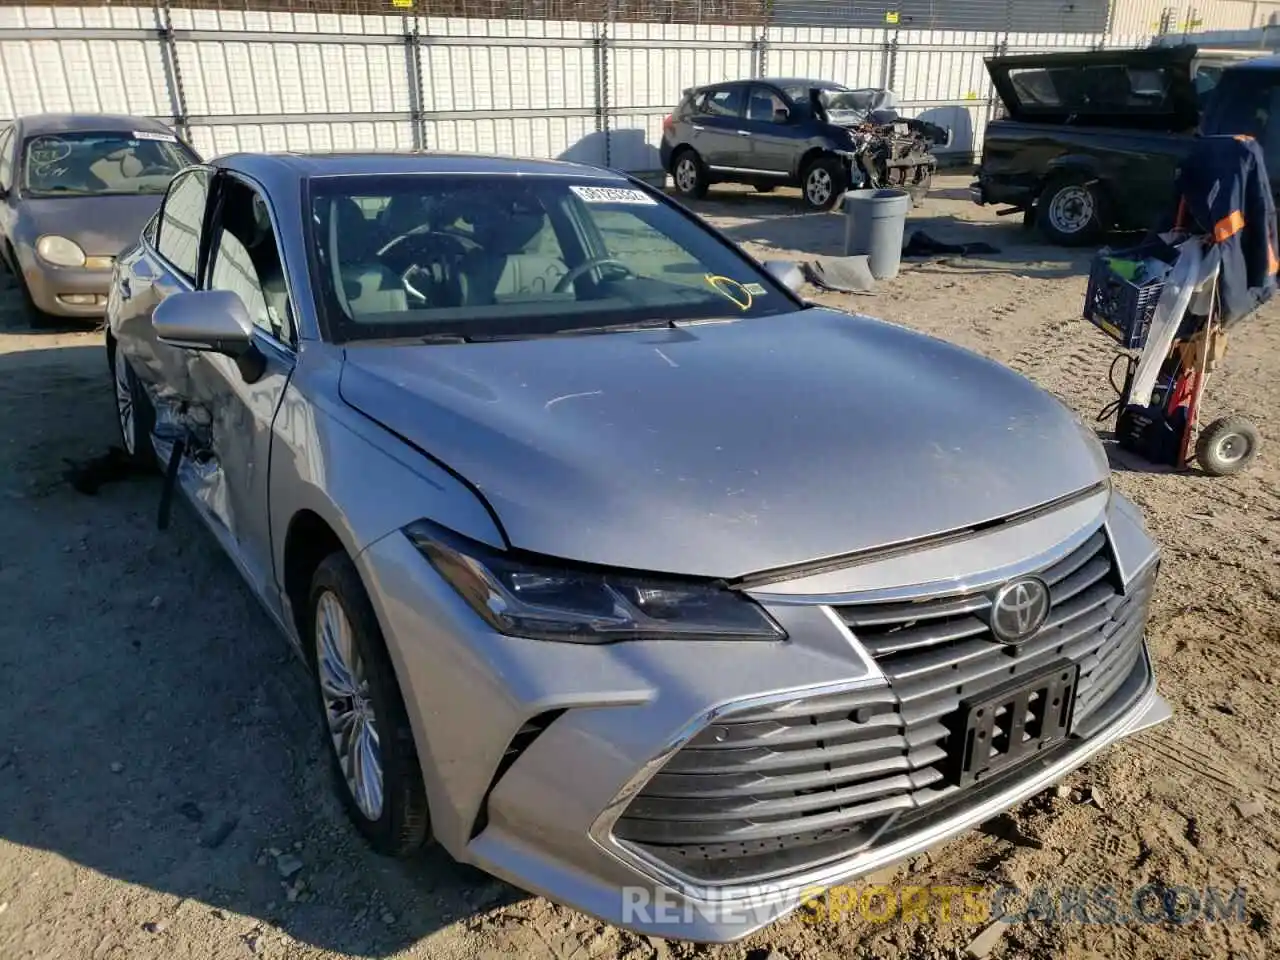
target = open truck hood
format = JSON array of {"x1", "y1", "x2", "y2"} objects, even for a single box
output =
[{"x1": 985, "y1": 45, "x2": 1204, "y2": 131}]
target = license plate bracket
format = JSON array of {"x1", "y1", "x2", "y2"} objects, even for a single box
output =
[{"x1": 951, "y1": 661, "x2": 1079, "y2": 788}]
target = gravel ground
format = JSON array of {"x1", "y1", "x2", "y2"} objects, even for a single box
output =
[{"x1": 1, "y1": 174, "x2": 1277, "y2": 960}]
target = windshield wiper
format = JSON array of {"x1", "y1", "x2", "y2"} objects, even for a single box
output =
[{"x1": 418, "y1": 319, "x2": 677, "y2": 345}]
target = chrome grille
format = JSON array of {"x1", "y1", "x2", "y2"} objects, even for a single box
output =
[{"x1": 612, "y1": 526, "x2": 1155, "y2": 884}]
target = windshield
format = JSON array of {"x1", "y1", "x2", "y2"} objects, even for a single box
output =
[
  {"x1": 21, "y1": 130, "x2": 196, "y2": 197},
  {"x1": 307, "y1": 175, "x2": 797, "y2": 343}
]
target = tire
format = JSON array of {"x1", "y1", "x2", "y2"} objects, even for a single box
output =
[
  {"x1": 1195, "y1": 415, "x2": 1261, "y2": 477},
  {"x1": 1037, "y1": 172, "x2": 1107, "y2": 246},
  {"x1": 671, "y1": 148, "x2": 709, "y2": 200},
  {"x1": 308, "y1": 551, "x2": 431, "y2": 857},
  {"x1": 754, "y1": 183, "x2": 777, "y2": 193},
  {"x1": 109, "y1": 338, "x2": 156, "y2": 468},
  {"x1": 3, "y1": 243, "x2": 53, "y2": 329},
  {"x1": 801, "y1": 155, "x2": 847, "y2": 211}
]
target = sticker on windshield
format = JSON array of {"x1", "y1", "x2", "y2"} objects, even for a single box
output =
[
  {"x1": 569, "y1": 185, "x2": 658, "y2": 205},
  {"x1": 132, "y1": 130, "x2": 178, "y2": 143},
  {"x1": 744, "y1": 282, "x2": 767, "y2": 296}
]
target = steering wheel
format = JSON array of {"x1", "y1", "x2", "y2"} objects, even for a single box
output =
[
  {"x1": 553, "y1": 257, "x2": 635, "y2": 294},
  {"x1": 377, "y1": 229, "x2": 479, "y2": 305}
]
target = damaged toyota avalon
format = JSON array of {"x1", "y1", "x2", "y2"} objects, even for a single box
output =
[{"x1": 105, "y1": 152, "x2": 1170, "y2": 941}]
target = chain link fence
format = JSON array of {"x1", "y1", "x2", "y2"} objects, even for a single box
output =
[{"x1": 0, "y1": 1, "x2": 1153, "y2": 172}]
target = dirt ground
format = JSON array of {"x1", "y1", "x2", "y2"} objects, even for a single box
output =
[{"x1": 1, "y1": 174, "x2": 1277, "y2": 960}]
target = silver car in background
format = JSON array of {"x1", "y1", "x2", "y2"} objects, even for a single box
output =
[
  {"x1": 0, "y1": 113, "x2": 198, "y2": 326},
  {"x1": 105, "y1": 151, "x2": 1170, "y2": 941}
]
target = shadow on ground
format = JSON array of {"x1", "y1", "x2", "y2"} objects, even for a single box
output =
[
  {"x1": 678, "y1": 185, "x2": 1143, "y2": 283},
  {"x1": 0, "y1": 341, "x2": 525, "y2": 957}
]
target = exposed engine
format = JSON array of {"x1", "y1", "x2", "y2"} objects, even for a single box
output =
[{"x1": 814, "y1": 87, "x2": 951, "y2": 205}]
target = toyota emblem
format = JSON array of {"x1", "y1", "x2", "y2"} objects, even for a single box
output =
[{"x1": 989, "y1": 577, "x2": 1051, "y2": 644}]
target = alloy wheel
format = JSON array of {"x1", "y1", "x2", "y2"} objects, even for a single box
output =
[
  {"x1": 675, "y1": 156, "x2": 698, "y2": 194},
  {"x1": 806, "y1": 167, "x2": 833, "y2": 207},
  {"x1": 315, "y1": 590, "x2": 384, "y2": 821}
]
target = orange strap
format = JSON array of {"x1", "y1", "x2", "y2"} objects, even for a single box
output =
[{"x1": 1214, "y1": 209, "x2": 1245, "y2": 242}]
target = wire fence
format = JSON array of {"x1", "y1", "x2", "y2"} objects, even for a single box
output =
[
  {"x1": 23, "y1": 0, "x2": 1110, "y2": 30},
  {"x1": 0, "y1": 1, "x2": 1162, "y2": 172}
]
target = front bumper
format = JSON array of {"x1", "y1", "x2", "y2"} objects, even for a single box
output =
[
  {"x1": 355, "y1": 488, "x2": 1166, "y2": 941},
  {"x1": 22, "y1": 258, "x2": 112, "y2": 317}
]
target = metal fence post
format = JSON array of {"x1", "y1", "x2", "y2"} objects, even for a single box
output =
[
  {"x1": 881, "y1": 29, "x2": 900, "y2": 93},
  {"x1": 403, "y1": 13, "x2": 425, "y2": 151},
  {"x1": 155, "y1": 0, "x2": 189, "y2": 140},
  {"x1": 755, "y1": 0, "x2": 771, "y2": 79},
  {"x1": 594, "y1": 7, "x2": 612, "y2": 168}
]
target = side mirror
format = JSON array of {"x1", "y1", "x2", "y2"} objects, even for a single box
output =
[
  {"x1": 762, "y1": 259, "x2": 805, "y2": 295},
  {"x1": 773, "y1": 107, "x2": 791, "y2": 124},
  {"x1": 154, "y1": 289, "x2": 253, "y2": 355}
]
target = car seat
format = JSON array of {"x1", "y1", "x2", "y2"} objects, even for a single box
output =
[
  {"x1": 331, "y1": 197, "x2": 407, "y2": 316},
  {"x1": 456, "y1": 199, "x2": 568, "y2": 305}
]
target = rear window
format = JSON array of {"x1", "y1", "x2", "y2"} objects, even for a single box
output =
[{"x1": 1007, "y1": 64, "x2": 1175, "y2": 113}]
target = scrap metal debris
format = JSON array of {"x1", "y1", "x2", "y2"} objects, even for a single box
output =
[{"x1": 801, "y1": 255, "x2": 876, "y2": 294}]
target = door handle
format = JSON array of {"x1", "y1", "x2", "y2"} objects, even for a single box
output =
[{"x1": 737, "y1": 130, "x2": 752, "y2": 136}]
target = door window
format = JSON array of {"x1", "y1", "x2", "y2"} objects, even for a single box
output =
[
  {"x1": 155, "y1": 168, "x2": 208, "y2": 282},
  {"x1": 0, "y1": 127, "x2": 13, "y2": 192},
  {"x1": 697, "y1": 87, "x2": 745, "y2": 118},
  {"x1": 207, "y1": 177, "x2": 293, "y2": 344},
  {"x1": 747, "y1": 87, "x2": 789, "y2": 123}
]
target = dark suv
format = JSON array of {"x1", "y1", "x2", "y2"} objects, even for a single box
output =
[{"x1": 660, "y1": 78, "x2": 947, "y2": 210}]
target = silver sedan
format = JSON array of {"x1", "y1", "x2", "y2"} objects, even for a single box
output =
[{"x1": 105, "y1": 151, "x2": 1170, "y2": 941}]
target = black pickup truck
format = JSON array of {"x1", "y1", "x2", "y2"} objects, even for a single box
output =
[{"x1": 972, "y1": 45, "x2": 1280, "y2": 245}]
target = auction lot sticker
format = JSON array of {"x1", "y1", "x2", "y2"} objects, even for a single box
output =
[{"x1": 570, "y1": 185, "x2": 657, "y2": 205}]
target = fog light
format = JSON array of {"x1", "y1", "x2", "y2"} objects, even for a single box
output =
[{"x1": 57, "y1": 293, "x2": 97, "y2": 306}]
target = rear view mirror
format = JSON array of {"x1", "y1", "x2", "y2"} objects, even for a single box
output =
[
  {"x1": 762, "y1": 259, "x2": 805, "y2": 295},
  {"x1": 153, "y1": 290, "x2": 254, "y2": 355}
]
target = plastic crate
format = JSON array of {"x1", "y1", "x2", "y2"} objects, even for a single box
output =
[{"x1": 1082, "y1": 254, "x2": 1167, "y2": 349}]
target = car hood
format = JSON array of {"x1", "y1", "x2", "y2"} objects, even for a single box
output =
[
  {"x1": 338, "y1": 309, "x2": 1107, "y2": 579},
  {"x1": 14, "y1": 194, "x2": 163, "y2": 257}
]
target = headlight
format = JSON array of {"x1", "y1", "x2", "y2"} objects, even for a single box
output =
[
  {"x1": 405, "y1": 520, "x2": 786, "y2": 644},
  {"x1": 36, "y1": 235, "x2": 86, "y2": 267}
]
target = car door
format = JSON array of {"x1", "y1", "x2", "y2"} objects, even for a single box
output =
[
  {"x1": 689, "y1": 84, "x2": 750, "y2": 170},
  {"x1": 180, "y1": 169, "x2": 297, "y2": 604},
  {"x1": 741, "y1": 84, "x2": 804, "y2": 177}
]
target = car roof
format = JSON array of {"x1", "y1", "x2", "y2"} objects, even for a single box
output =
[
  {"x1": 13, "y1": 113, "x2": 178, "y2": 137},
  {"x1": 212, "y1": 151, "x2": 629, "y2": 184},
  {"x1": 697, "y1": 77, "x2": 846, "y2": 91}
]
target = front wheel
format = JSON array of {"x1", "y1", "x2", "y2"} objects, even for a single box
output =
[
  {"x1": 309, "y1": 552, "x2": 431, "y2": 857},
  {"x1": 801, "y1": 156, "x2": 847, "y2": 211},
  {"x1": 1038, "y1": 173, "x2": 1107, "y2": 246},
  {"x1": 111, "y1": 340, "x2": 156, "y2": 468}
]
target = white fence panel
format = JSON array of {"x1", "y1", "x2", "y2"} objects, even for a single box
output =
[
  {"x1": 0, "y1": 7, "x2": 1168, "y2": 170},
  {"x1": 767, "y1": 27, "x2": 886, "y2": 89}
]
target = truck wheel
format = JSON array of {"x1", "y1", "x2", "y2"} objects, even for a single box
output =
[
  {"x1": 801, "y1": 156, "x2": 846, "y2": 211},
  {"x1": 1196, "y1": 416, "x2": 1260, "y2": 477},
  {"x1": 1038, "y1": 173, "x2": 1107, "y2": 246},
  {"x1": 671, "y1": 148, "x2": 709, "y2": 200}
]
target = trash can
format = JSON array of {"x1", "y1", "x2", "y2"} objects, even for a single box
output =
[{"x1": 843, "y1": 188, "x2": 911, "y2": 280}]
